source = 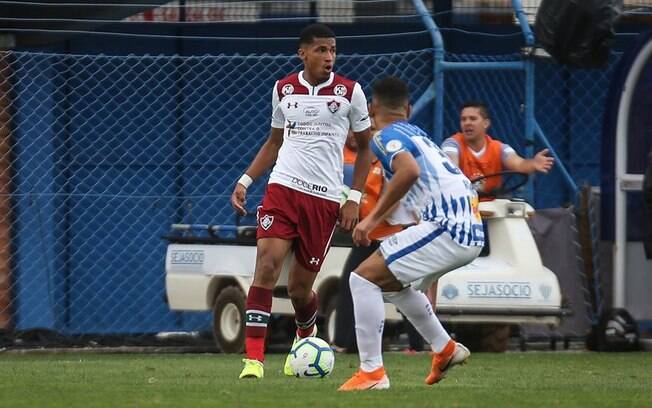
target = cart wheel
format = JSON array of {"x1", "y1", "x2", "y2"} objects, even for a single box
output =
[
  {"x1": 323, "y1": 295, "x2": 338, "y2": 344},
  {"x1": 480, "y1": 324, "x2": 511, "y2": 352},
  {"x1": 212, "y1": 286, "x2": 246, "y2": 353},
  {"x1": 453, "y1": 324, "x2": 512, "y2": 353}
]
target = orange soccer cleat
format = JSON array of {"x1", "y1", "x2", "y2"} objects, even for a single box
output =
[
  {"x1": 338, "y1": 366, "x2": 390, "y2": 391},
  {"x1": 425, "y1": 340, "x2": 470, "y2": 385}
]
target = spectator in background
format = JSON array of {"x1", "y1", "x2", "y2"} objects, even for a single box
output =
[
  {"x1": 442, "y1": 101, "x2": 554, "y2": 195},
  {"x1": 334, "y1": 129, "x2": 425, "y2": 354}
]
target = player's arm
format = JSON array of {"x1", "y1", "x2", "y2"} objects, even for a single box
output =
[
  {"x1": 375, "y1": 170, "x2": 403, "y2": 221},
  {"x1": 353, "y1": 151, "x2": 419, "y2": 245},
  {"x1": 441, "y1": 137, "x2": 460, "y2": 166},
  {"x1": 244, "y1": 127, "x2": 284, "y2": 179},
  {"x1": 230, "y1": 127, "x2": 284, "y2": 215},
  {"x1": 375, "y1": 201, "x2": 400, "y2": 225},
  {"x1": 340, "y1": 128, "x2": 372, "y2": 231},
  {"x1": 503, "y1": 148, "x2": 554, "y2": 174},
  {"x1": 349, "y1": 128, "x2": 372, "y2": 193},
  {"x1": 340, "y1": 82, "x2": 373, "y2": 231},
  {"x1": 367, "y1": 152, "x2": 419, "y2": 225},
  {"x1": 231, "y1": 81, "x2": 286, "y2": 215},
  {"x1": 446, "y1": 151, "x2": 459, "y2": 166}
]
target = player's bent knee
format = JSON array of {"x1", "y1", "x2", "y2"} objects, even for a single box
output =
[{"x1": 353, "y1": 251, "x2": 402, "y2": 291}]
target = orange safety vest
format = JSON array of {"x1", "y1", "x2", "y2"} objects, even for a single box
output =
[
  {"x1": 344, "y1": 146, "x2": 403, "y2": 240},
  {"x1": 452, "y1": 133, "x2": 504, "y2": 198}
]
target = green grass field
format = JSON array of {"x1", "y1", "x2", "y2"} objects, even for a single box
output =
[{"x1": 1, "y1": 351, "x2": 650, "y2": 407}]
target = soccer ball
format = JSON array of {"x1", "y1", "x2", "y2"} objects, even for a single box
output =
[{"x1": 288, "y1": 337, "x2": 335, "y2": 378}]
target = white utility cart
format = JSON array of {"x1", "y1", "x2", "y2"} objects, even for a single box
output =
[{"x1": 165, "y1": 172, "x2": 566, "y2": 352}]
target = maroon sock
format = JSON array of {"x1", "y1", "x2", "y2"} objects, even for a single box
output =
[
  {"x1": 244, "y1": 286, "x2": 273, "y2": 362},
  {"x1": 295, "y1": 292, "x2": 318, "y2": 338}
]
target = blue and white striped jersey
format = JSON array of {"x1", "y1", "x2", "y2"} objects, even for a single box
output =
[{"x1": 371, "y1": 121, "x2": 484, "y2": 247}]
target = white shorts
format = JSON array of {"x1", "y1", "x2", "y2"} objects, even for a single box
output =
[{"x1": 379, "y1": 222, "x2": 482, "y2": 292}]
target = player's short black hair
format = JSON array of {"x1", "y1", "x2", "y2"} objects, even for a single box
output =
[
  {"x1": 372, "y1": 76, "x2": 410, "y2": 109},
  {"x1": 299, "y1": 24, "x2": 336, "y2": 46},
  {"x1": 461, "y1": 100, "x2": 490, "y2": 119}
]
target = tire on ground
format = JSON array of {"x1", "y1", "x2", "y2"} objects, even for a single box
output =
[
  {"x1": 480, "y1": 324, "x2": 512, "y2": 352},
  {"x1": 212, "y1": 285, "x2": 246, "y2": 353},
  {"x1": 453, "y1": 324, "x2": 512, "y2": 353},
  {"x1": 322, "y1": 295, "x2": 338, "y2": 344}
]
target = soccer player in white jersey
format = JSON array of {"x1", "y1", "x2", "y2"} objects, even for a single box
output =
[
  {"x1": 230, "y1": 23, "x2": 372, "y2": 380},
  {"x1": 338, "y1": 76, "x2": 484, "y2": 391}
]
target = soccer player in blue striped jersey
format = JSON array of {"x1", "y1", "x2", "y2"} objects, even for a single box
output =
[{"x1": 339, "y1": 76, "x2": 484, "y2": 391}]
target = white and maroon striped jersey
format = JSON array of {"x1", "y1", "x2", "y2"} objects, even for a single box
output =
[{"x1": 268, "y1": 71, "x2": 371, "y2": 203}]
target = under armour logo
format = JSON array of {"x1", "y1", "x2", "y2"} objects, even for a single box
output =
[
  {"x1": 249, "y1": 315, "x2": 263, "y2": 322},
  {"x1": 309, "y1": 257, "x2": 320, "y2": 265},
  {"x1": 287, "y1": 102, "x2": 298, "y2": 109}
]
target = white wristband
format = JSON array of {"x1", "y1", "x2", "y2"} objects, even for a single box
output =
[
  {"x1": 237, "y1": 174, "x2": 253, "y2": 189},
  {"x1": 346, "y1": 189, "x2": 362, "y2": 204}
]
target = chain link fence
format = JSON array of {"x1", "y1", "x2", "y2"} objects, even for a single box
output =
[
  {"x1": 0, "y1": 31, "x2": 624, "y2": 344},
  {"x1": 0, "y1": 49, "x2": 436, "y2": 341},
  {"x1": 440, "y1": 51, "x2": 622, "y2": 208}
]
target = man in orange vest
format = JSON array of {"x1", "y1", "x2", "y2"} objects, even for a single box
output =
[{"x1": 442, "y1": 101, "x2": 554, "y2": 195}]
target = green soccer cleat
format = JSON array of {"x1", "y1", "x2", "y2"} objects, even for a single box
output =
[
  {"x1": 239, "y1": 359, "x2": 264, "y2": 379},
  {"x1": 284, "y1": 325, "x2": 318, "y2": 376}
]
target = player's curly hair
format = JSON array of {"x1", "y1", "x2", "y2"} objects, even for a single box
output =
[{"x1": 299, "y1": 24, "x2": 336, "y2": 46}]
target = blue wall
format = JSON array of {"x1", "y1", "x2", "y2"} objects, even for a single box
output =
[{"x1": 8, "y1": 23, "x2": 631, "y2": 334}]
